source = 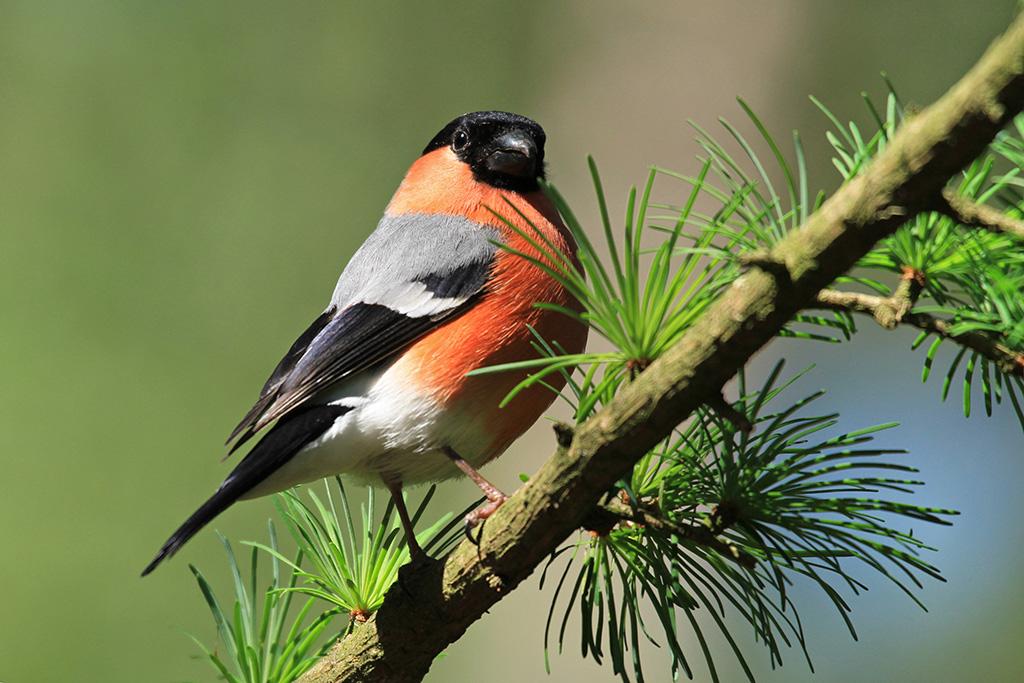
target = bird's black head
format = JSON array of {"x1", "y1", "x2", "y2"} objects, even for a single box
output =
[{"x1": 423, "y1": 111, "x2": 546, "y2": 192}]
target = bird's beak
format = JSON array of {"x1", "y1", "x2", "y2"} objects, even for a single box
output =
[{"x1": 485, "y1": 130, "x2": 537, "y2": 177}]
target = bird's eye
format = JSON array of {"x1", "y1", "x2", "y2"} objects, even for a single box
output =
[{"x1": 452, "y1": 129, "x2": 470, "y2": 152}]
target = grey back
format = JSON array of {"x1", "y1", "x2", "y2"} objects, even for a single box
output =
[{"x1": 331, "y1": 213, "x2": 500, "y2": 317}]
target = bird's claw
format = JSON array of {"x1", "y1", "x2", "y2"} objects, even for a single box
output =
[{"x1": 462, "y1": 494, "x2": 508, "y2": 548}]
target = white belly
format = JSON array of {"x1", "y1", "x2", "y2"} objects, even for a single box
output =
[{"x1": 242, "y1": 361, "x2": 498, "y2": 497}]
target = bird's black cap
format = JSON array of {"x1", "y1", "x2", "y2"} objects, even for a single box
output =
[{"x1": 422, "y1": 111, "x2": 546, "y2": 192}]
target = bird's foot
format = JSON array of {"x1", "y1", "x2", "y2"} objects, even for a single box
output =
[
  {"x1": 442, "y1": 446, "x2": 509, "y2": 548},
  {"x1": 463, "y1": 492, "x2": 508, "y2": 546}
]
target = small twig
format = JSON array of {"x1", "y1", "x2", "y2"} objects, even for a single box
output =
[
  {"x1": 815, "y1": 289, "x2": 1024, "y2": 377},
  {"x1": 892, "y1": 266, "x2": 926, "y2": 319},
  {"x1": 818, "y1": 267, "x2": 923, "y2": 329},
  {"x1": 906, "y1": 312, "x2": 1024, "y2": 377},
  {"x1": 816, "y1": 288, "x2": 889, "y2": 316},
  {"x1": 706, "y1": 393, "x2": 754, "y2": 433},
  {"x1": 594, "y1": 500, "x2": 757, "y2": 569},
  {"x1": 937, "y1": 188, "x2": 1024, "y2": 240}
]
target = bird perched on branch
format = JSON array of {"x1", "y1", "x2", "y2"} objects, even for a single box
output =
[{"x1": 143, "y1": 111, "x2": 587, "y2": 575}]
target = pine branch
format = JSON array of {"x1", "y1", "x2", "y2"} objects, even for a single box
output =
[
  {"x1": 706, "y1": 392, "x2": 756, "y2": 432},
  {"x1": 816, "y1": 288, "x2": 1024, "y2": 377},
  {"x1": 590, "y1": 499, "x2": 759, "y2": 570},
  {"x1": 299, "y1": 13, "x2": 1024, "y2": 683},
  {"x1": 937, "y1": 187, "x2": 1024, "y2": 239}
]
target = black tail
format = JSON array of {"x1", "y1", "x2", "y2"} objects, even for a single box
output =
[
  {"x1": 141, "y1": 403, "x2": 351, "y2": 576},
  {"x1": 141, "y1": 480, "x2": 243, "y2": 576}
]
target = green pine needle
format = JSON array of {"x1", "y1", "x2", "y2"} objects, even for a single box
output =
[
  {"x1": 543, "y1": 362, "x2": 957, "y2": 683},
  {"x1": 188, "y1": 523, "x2": 341, "y2": 683},
  {"x1": 250, "y1": 478, "x2": 466, "y2": 621}
]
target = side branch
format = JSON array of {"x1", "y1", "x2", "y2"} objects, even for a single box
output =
[
  {"x1": 301, "y1": 13, "x2": 1024, "y2": 683},
  {"x1": 938, "y1": 187, "x2": 1024, "y2": 239},
  {"x1": 822, "y1": 266, "x2": 925, "y2": 329},
  {"x1": 592, "y1": 500, "x2": 758, "y2": 569},
  {"x1": 816, "y1": 289, "x2": 1024, "y2": 377}
]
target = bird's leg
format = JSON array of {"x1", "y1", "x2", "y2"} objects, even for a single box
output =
[
  {"x1": 443, "y1": 447, "x2": 508, "y2": 545},
  {"x1": 382, "y1": 477, "x2": 426, "y2": 561}
]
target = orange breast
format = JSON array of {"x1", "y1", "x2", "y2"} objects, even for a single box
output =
[{"x1": 386, "y1": 148, "x2": 588, "y2": 454}]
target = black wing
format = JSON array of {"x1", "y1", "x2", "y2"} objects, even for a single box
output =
[
  {"x1": 227, "y1": 300, "x2": 475, "y2": 452},
  {"x1": 226, "y1": 307, "x2": 336, "y2": 446},
  {"x1": 226, "y1": 213, "x2": 499, "y2": 452},
  {"x1": 227, "y1": 277, "x2": 493, "y2": 452}
]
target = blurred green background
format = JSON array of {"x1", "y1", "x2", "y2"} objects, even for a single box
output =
[{"x1": 1, "y1": 1, "x2": 1022, "y2": 681}]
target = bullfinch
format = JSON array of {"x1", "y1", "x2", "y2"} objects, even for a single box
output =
[{"x1": 143, "y1": 111, "x2": 588, "y2": 575}]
